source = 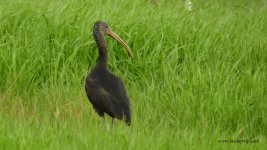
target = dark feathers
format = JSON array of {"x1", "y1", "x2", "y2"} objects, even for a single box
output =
[{"x1": 85, "y1": 67, "x2": 131, "y2": 125}]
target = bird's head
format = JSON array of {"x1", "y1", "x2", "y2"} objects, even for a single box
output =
[{"x1": 93, "y1": 21, "x2": 133, "y2": 57}]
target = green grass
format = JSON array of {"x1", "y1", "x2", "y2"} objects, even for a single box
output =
[{"x1": 0, "y1": 0, "x2": 267, "y2": 149}]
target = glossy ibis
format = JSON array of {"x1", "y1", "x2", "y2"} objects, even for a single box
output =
[{"x1": 85, "y1": 21, "x2": 133, "y2": 126}]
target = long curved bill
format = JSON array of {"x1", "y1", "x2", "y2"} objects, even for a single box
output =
[{"x1": 106, "y1": 29, "x2": 133, "y2": 57}]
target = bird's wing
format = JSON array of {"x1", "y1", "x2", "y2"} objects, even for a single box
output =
[
  {"x1": 104, "y1": 76, "x2": 129, "y2": 99},
  {"x1": 107, "y1": 78, "x2": 131, "y2": 124}
]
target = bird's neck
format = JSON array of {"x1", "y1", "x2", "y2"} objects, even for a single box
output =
[{"x1": 94, "y1": 31, "x2": 108, "y2": 67}]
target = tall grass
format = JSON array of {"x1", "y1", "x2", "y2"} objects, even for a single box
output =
[{"x1": 0, "y1": 0, "x2": 267, "y2": 149}]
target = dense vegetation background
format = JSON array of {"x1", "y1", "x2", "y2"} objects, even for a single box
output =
[{"x1": 0, "y1": 0, "x2": 266, "y2": 149}]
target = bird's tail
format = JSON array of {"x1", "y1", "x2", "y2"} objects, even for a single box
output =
[{"x1": 124, "y1": 109, "x2": 131, "y2": 126}]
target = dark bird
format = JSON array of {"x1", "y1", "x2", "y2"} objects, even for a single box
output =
[{"x1": 85, "y1": 21, "x2": 133, "y2": 126}]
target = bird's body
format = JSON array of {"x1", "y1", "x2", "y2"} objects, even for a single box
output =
[
  {"x1": 85, "y1": 21, "x2": 132, "y2": 126},
  {"x1": 85, "y1": 66, "x2": 131, "y2": 125}
]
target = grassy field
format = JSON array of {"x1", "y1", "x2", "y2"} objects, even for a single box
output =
[{"x1": 0, "y1": 0, "x2": 267, "y2": 149}]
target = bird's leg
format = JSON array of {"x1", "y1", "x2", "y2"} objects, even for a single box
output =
[
  {"x1": 100, "y1": 117, "x2": 105, "y2": 127},
  {"x1": 111, "y1": 118, "x2": 115, "y2": 128}
]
